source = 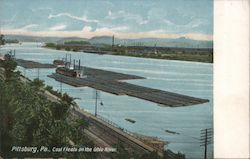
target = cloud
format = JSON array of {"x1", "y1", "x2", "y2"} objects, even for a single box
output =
[
  {"x1": 49, "y1": 24, "x2": 67, "y2": 31},
  {"x1": 1, "y1": 0, "x2": 212, "y2": 40},
  {"x1": 82, "y1": 25, "x2": 128, "y2": 32},
  {"x1": 1, "y1": 24, "x2": 38, "y2": 34},
  {"x1": 21, "y1": 24, "x2": 38, "y2": 30},
  {"x1": 161, "y1": 18, "x2": 207, "y2": 34},
  {"x1": 112, "y1": 26, "x2": 129, "y2": 31},
  {"x1": 10, "y1": 24, "x2": 39, "y2": 32},
  {"x1": 163, "y1": 18, "x2": 205, "y2": 29},
  {"x1": 48, "y1": 12, "x2": 99, "y2": 23},
  {"x1": 105, "y1": 10, "x2": 148, "y2": 25},
  {"x1": 31, "y1": 7, "x2": 53, "y2": 13},
  {"x1": 82, "y1": 26, "x2": 92, "y2": 32},
  {"x1": 108, "y1": 10, "x2": 112, "y2": 16},
  {"x1": 139, "y1": 20, "x2": 149, "y2": 25}
]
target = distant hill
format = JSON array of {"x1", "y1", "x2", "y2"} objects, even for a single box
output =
[
  {"x1": 56, "y1": 37, "x2": 88, "y2": 44},
  {"x1": 5, "y1": 35, "x2": 62, "y2": 43},
  {"x1": 89, "y1": 36, "x2": 213, "y2": 48},
  {"x1": 4, "y1": 34, "x2": 213, "y2": 48},
  {"x1": 5, "y1": 35, "x2": 89, "y2": 44}
]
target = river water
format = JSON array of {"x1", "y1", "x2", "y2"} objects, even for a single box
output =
[{"x1": 1, "y1": 43, "x2": 213, "y2": 158}]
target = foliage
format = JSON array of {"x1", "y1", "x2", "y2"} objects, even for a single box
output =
[
  {"x1": 30, "y1": 78, "x2": 45, "y2": 90},
  {"x1": 5, "y1": 39, "x2": 19, "y2": 44},
  {"x1": 45, "y1": 85, "x2": 63, "y2": 98},
  {"x1": 1, "y1": 58, "x2": 17, "y2": 80},
  {"x1": 56, "y1": 45, "x2": 62, "y2": 50},
  {"x1": 65, "y1": 47, "x2": 71, "y2": 51},
  {"x1": 0, "y1": 59, "x2": 91, "y2": 158},
  {"x1": 64, "y1": 41, "x2": 90, "y2": 45},
  {"x1": 45, "y1": 43, "x2": 56, "y2": 48},
  {"x1": 139, "y1": 151, "x2": 161, "y2": 159},
  {"x1": 0, "y1": 34, "x2": 5, "y2": 45}
]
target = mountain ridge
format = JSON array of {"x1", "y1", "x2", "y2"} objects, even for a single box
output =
[{"x1": 4, "y1": 34, "x2": 213, "y2": 48}]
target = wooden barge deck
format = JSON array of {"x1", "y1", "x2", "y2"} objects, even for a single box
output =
[
  {"x1": 81, "y1": 66, "x2": 144, "y2": 81},
  {"x1": 48, "y1": 71, "x2": 209, "y2": 107},
  {"x1": 16, "y1": 59, "x2": 56, "y2": 68}
]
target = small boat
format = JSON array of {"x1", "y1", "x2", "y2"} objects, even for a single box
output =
[
  {"x1": 125, "y1": 118, "x2": 136, "y2": 123},
  {"x1": 165, "y1": 129, "x2": 180, "y2": 135}
]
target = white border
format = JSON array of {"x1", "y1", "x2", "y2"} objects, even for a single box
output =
[{"x1": 214, "y1": 0, "x2": 249, "y2": 158}]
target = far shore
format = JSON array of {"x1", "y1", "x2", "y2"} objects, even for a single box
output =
[{"x1": 43, "y1": 43, "x2": 213, "y2": 63}]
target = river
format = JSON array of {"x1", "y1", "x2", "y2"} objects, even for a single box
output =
[{"x1": 1, "y1": 43, "x2": 213, "y2": 158}]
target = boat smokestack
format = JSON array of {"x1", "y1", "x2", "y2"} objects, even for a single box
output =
[
  {"x1": 79, "y1": 59, "x2": 80, "y2": 70},
  {"x1": 73, "y1": 59, "x2": 75, "y2": 70},
  {"x1": 65, "y1": 54, "x2": 68, "y2": 66},
  {"x1": 70, "y1": 54, "x2": 71, "y2": 66}
]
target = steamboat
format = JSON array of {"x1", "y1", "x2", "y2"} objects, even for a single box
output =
[{"x1": 53, "y1": 57, "x2": 84, "y2": 78}]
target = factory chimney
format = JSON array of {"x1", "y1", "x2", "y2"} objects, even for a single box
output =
[{"x1": 112, "y1": 35, "x2": 114, "y2": 48}]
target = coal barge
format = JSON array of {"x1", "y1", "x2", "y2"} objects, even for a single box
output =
[{"x1": 49, "y1": 54, "x2": 209, "y2": 107}]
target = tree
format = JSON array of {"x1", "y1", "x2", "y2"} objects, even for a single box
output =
[
  {"x1": 139, "y1": 151, "x2": 161, "y2": 159},
  {"x1": 0, "y1": 34, "x2": 5, "y2": 45},
  {"x1": 0, "y1": 64, "x2": 91, "y2": 158},
  {"x1": 2, "y1": 58, "x2": 17, "y2": 80},
  {"x1": 65, "y1": 47, "x2": 71, "y2": 51},
  {"x1": 30, "y1": 78, "x2": 45, "y2": 90}
]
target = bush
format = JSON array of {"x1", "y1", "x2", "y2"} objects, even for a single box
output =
[
  {"x1": 56, "y1": 45, "x2": 61, "y2": 50},
  {"x1": 65, "y1": 47, "x2": 71, "y2": 51},
  {"x1": 45, "y1": 43, "x2": 56, "y2": 48}
]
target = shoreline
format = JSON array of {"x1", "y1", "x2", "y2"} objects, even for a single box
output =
[{"x1": 43, "y1": 45, "x2": 213, "y2": 64}]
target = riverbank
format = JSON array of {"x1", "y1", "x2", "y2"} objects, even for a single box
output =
[{"x1": 44, "y1": 43, "x2": 213, "y2": 63}]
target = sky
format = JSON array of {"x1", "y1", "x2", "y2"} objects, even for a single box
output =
[{"x1": 0, "y1": 0, "x2": 213, "y2": 40}]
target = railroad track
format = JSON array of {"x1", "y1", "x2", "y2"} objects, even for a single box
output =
[{"x1": 71, "y1": 109, "x2": 162, "y2": 156}]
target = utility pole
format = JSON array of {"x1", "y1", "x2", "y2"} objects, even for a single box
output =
[
  {"x1": 60, "y1": 81, "x2": 62, "y2": 94},
  {"x1": 73, "y1": 59, "x2": 75, "y2": 70},
  {"x1": 200, "y1": 128, "x2": 213, "y2": 159},
  {"x1": 23, "y1": 67, "x2": 26, "y2": 77},
  {"x1": 95, "y1": 89, "x2": 97, "y2": 117},
  {"x1": 93, "y1": 89, "x2": 101, "y2": 117},
  {"x1": 65, "y1": 54, "x2": 68, "y2": 68},
  {"x1": 13, "y1": 49, "x2": 16, "y2": 59},
  {"x1": 204, "y1": 129, "x2": 207, "y2": 159},
  {"x1": 154, "y1": 43, "x2": 157, "y2": 54},
  {"x1": 69, "y1": 54, "x2": 71, "y2": 67},
  {"x1": 37, "y1": 68, "x2": 40, "y2": 79}
]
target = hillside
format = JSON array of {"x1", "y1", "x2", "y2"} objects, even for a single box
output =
[{"x1": 89, "y1": 36, "x2": 213, "y2": 48}]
